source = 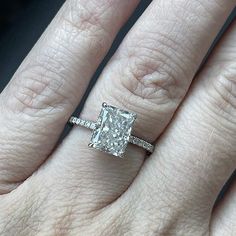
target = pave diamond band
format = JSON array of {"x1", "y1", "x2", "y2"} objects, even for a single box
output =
[
  {"x1": 69, "y1": 117, "x2": 96, "y2": 130},
  {"x1": 68, "y1": 103, "x2": 154, "y2": 158}
]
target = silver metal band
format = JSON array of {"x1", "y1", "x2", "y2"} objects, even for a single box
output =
[{"x1": 69, "y1": 116, "x2": 154, "y2": 153}]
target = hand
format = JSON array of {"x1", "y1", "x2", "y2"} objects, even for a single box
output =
[{"x1": 0, "y1": 0, "x2": 236, "y2": 235}]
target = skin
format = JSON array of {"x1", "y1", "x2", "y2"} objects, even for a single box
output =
[{"x1": 0, "y1": 0, "x2": 236, "y2": 235}]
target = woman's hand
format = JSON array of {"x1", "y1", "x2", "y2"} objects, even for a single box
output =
[{"x1": 0, "y1": 0, "x2": 236, "y2": 235}]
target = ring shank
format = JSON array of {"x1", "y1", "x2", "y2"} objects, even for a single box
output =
[{"x1": 69, "y1": 116, "x2": 154, "y2": 153}]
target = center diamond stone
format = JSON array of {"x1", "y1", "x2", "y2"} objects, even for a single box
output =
[{"x1": 89, "y1": 103, "x2": 136, "y2": 157}]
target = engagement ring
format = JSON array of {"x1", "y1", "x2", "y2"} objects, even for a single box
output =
[{"x1": 68, "y1": 103, "x2": 154, "y2": 158}]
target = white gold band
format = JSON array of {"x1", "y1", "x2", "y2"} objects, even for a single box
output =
[{"x1": 69, "y1": 116, "x2": 154, "y2": 154}]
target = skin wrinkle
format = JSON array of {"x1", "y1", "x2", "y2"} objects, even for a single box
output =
[
  {"x1": 214, "y1": 72, "x2": 236, "y2": 110},
  {"x1": 8, "y1": 64, "x2": 73, "y2": 115},
  {"x1": 125, "y1": 59, "x2": 185, "y2": 103},
  {"x1": 160, "y1": 1, "x2": 220, "y2": 50},
  {"x1": 155, "y1": 160, "x2": 213, "y2": 210},
  {"x1": 146, "y1": 29, "x2": 195, "y2": 73},
  {"x1": 125, "y1": 26, "x2": 194, "y2": 65},
  {"x1": 52, "y1": 14, "x2": 110, "y2": 69},
  {"x1": 47, "y1": 161, "x2": 134, "y2": 207},
  {"x1": 121, "y1": 188, "x2": 206, "y2": 236},
  {"x1": 200, "y1": 98, "x2": 236, "y2": 136},
  {"x1": 61, "y1": 17, "x2": 112, "y2": 56},
  {"x1": 0, "y1": 114, "x2": 52, "y2": 145},
  {"x1": 39, "y1": 43, "x2": 86, "y2": 78},
  {"x1": 65, "y1": 3, "x2": 109, "y2": 37},
  {"x1": 125, "y1": 41, "x2": 183, "y2": 95},
  {"x1": 111, "y1": 73, "x2": 176, "y2": 120},
  {"x1": 58, "y1": 20, "x2": 109, "y2": 66},
  {"x1": 200, "y1": 81, "x2": 236, "y2": 132},
  {"x1": 166, "y1": 112, "x2": 233, "y2": 181},
  {"x1": 112, "y1": 175, "x2": 175, "y2": 233},
  {"x1": 14, "y1": 79, "x2": 64, "y2": 113},
  {"x1": 173, "y1": 0, "x2": 226, "y2": 25}
]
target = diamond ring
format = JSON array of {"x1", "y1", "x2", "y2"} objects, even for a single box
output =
[{"x1": 68, "y1": 103, "x2": 154, "y2": 158}]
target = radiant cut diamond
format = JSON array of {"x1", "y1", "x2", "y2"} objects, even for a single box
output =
[{"x1": 89, "y1": 103, "x2": 136, "y2": 157}]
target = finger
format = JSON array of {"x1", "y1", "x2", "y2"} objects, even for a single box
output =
[
  {"x1": 132, "y1": 17, "x2": 236, "y2": 227},
  {"x1": 42, "y1": 0, "x2": 236, "y2": 209},
  {"x1": 211, "y1": 174, "x2": 236, "y2": 235},
  {"x1": 0, "y1": 0, "x2": 139, "y2": 192}
]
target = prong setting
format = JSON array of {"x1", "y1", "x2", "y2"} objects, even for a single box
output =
[
  {"x1": 88, "y1": 143, "x2": 93, "y2": 148},
  {"x1": 102, "y1": 102, "x2": 108, "y2": 108}
]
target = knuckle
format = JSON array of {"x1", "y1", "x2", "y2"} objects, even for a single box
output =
[
  {"x1": 66, "y1": 0, "x2": 104, "y2": 31},
  {"x1": 5, "y1": 58, "x2": 74, "y2": 117},
  {"x1": 63, "y1": 0, "x2": 113, "y2": 50},
  {"x1": 117, "y1": 33, "x2": 188, "y2": 107},
  {"x1": 126, "y1": 55, "x2": 182, "y2": 104}
]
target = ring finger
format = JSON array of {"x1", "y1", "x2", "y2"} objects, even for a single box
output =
[{"x1": 41, "y1": 0, "x2": 236, "y2": 209}]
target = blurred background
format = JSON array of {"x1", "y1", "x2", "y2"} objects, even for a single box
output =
[
  {"x1": 0, "y1": 0, "x2": 235, "y2": 200},
  {"x1": 0, "y1": 0, "x2": 65, "y2": 90}
]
